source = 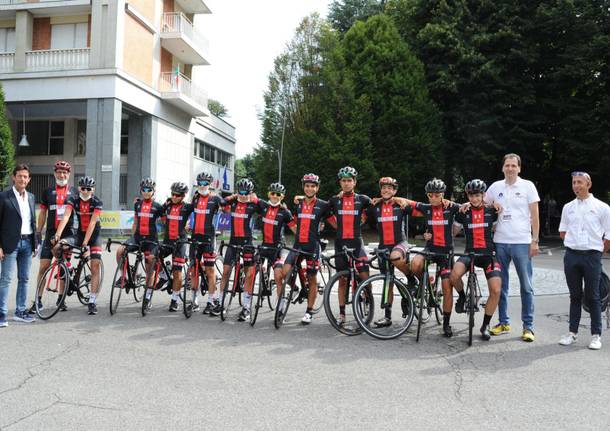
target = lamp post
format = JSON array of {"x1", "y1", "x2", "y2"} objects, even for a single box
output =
[
  {"x1": 278, "y1": 60, "x2": 295, "y2": 184},
  {"x1": 18, "y1": 104, "x2": 29, "y2": 147}
]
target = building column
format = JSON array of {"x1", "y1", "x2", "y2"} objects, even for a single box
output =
[
  {"x1": 86, "y1": 98, "x2": 122, "y2": 210},
  {"x1": 14, "y1": 10, "x2": 33, "y2": 72}
]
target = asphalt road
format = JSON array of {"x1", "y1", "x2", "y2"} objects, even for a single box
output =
[{"x1": 1, "y1": 248, "x2": 609, "y2": 430}]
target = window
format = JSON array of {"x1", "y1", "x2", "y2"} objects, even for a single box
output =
[
  {"x1": 30, "y1": 174, "x2": 54, "y2": 204},
  {"x1": 75, "y1": 120, "x2": 86, "y2": 156},
  {"x1": 16, "y1": 121, "x2": 64, "y2": 156},
  {"x1": 0, "y1": 28, "x2": 15, "y2": 53},
  {"x1": 51, "y1": 23, "x2": 88, "y2": 49},
  {"x1": 194, "y1": 139, "x2": 232, "y2": 167},
  {"x1": 120, "y1": 120, "x2": 128, "y2": 155}
]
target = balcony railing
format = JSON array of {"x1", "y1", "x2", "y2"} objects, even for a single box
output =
[
  {"x1": 0, "y1": 52, "x2": 15, "y2": 73},
  {"x1": 25, "y1": 48, "x2": 89, "y2": 71},
  {"x1": 161, "y1": 12, "x2": 209, "y2": 54},
  {"x1": 159, "y1": 71, "x2": 208, "y2": 108}
]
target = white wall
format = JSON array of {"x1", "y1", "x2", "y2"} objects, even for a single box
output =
[{"x1": 154, "y1": 117, "x2": 193, "y2": 200}]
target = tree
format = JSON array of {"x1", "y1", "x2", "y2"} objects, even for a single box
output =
[
  {"x1": 0, "y1": 85, "x2": 14, "y2": 190},
  {"x1": 235, "y1": 154, "x2": 256, "y2": 182},
  {"x1": 341, "y1": 14, "x2": 444, "y2": 197},
  {"x1": 208, "y1": 99, "x2": 228, "y2": 118},
  {"x1": 328, "y1": 0, "x2": 386, "y2": 34}
]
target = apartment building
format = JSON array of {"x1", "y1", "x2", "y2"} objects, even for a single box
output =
[{"x1": 0, "y1": 0, "x2": 236, "y2": 209}]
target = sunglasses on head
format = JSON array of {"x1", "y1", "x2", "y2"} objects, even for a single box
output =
[
  {"x1": 198, "y1": 181, "x2": 210, "y2": 186},
  {"x1": 80, "y1": 187, "x2": 92, "y2": 192},
  {"x1": 141, "y1": 187, "x2": 153, "y2": 193},
  {"x1": 571, "y1": 171, "x2": 590, "y2": 178}
]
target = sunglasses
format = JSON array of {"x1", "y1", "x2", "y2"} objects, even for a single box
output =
[
  {"x1": 80, "y1": 187, "x2": 93, "y2": 192},
  {"x1": 141, "y1": 188, "x2": 153, "y2": 193},
  {"x1": 238, "y1": 190, "x2": 250, "y2": 196},
  {"x1": 171, "y1": 193, "x2": 184, "y2": 197},
  {"x1": 198, "y1": 181, "x2": 210, "y2": 186},
  {"x1": 269, "y1": 192, "x2": 283, "y2": 197}
]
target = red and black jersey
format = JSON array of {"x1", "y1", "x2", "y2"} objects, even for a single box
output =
[
  {"x1": 415, "y1": 202, "x2": 460, "y2": 252},
  {"x1": 191, "y1": 193, "x2": 226, "y2": 238},
  {"x1": 259, "y1": 200, "x2": 296, "y2": 246},
  {"x1": 40, "y1": 185, "x2": 78, "y2": 233},
  {"x1": 294, "y1": 197, "x2": 331, "y2": 246},
  {"x1": 224, "y1": 198, "x2": 264, "y2": 243},
  {"x1": 163, "y1": 201, "x2": 193, "y2": 241},
  {"x1": 454, "y1": 206, "x2": 498, "y2": 253},
  {"x1": 328, "y1": 193, "x2": 372, "y2": 240},
  {"x1": 67, "y1": 195, "x2": 103, "y2": 234},
  {"x1": 133, "y1": 199, "x2": 165, "y2": 239},
  {"x1": 369, "y1": 200, "x2": 412, "y2": 247}
]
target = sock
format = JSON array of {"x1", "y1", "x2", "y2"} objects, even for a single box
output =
[
  {"x1": 306, "y1": 307, "x2": 313, "y2": 315},
  {"x1": 443, "y1": 312, "x2": 451, "y2": 327},
  {"x1": 385, "y1": 306, "x2": 392, "y2": 319},
  {"x1": 339, "y1": 305, "x2": 346, "y2": 315},
  {"x1": 89, "y1": 294, "x2": 97, "y2": 304},
  {"x1": 458, "y1": 290, "x2": 465, "y2": 300},
  {"x1": 244, "y1": 293, "x2": 252, "y2": 308},
  {"x1": 482, "y1": 313, "x2": 492, "y2": 328},
  {"x1": 172, "y1": 292, "x2": 180, "y2": 301},
  {"x1": 192, "y1": 290, "x2": 198, "y2": 301},
  {"x1": 207, "y1": 295, "x2": 214, "y2": 304}
]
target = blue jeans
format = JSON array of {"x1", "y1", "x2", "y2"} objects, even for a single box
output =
[
  {"x1": 0, "y1": 238, "x2": 33, "y2": 318},
  {"x1": 563, "y1": 249, "x2": 602, "y2": 335},
  {"x1": 495, "y1": 243, "x2": 534, "y2": 330}
]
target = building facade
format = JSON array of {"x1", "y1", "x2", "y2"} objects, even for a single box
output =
[{"x1": 0, "y1": 0, "x2": 235, "y2": 209}]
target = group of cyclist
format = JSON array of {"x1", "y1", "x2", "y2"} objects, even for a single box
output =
[{"x1": 35, "y1": 159, "x2": 505, "y2": 341}]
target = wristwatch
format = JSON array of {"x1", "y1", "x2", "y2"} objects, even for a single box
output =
[{"x1": 532, "y1": 238, "x2": 539, "y2": 243}]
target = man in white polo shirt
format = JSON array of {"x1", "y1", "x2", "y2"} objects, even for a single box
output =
[
  {"x1": 558, "y1": 172, "x2": 610, "y2": 350},
  {"x1": 485, "y1": 153, "x2": 540, "y2": 342}
]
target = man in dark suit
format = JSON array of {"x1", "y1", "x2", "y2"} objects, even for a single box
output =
[{"x1": 0, "y1": 164, "x2": 37, "y2": 327}]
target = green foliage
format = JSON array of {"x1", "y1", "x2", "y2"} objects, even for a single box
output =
[
  {"x1": 0, "y1": 85, "x2": 14, "y2": 189},
  {"x1": 208, "y1": 99, "x2": 228, "y2": 118},
  {"x1": 328, "y1": 0, "x2": 386, "y2": 34}
]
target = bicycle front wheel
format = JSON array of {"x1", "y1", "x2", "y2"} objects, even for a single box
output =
[
  {"x1": 467, "y1": 274, "x2": 477, "y2": 346},
  {"x1": 109, "y1": 257, "x2": 127, "y2": 315},
  {"x1": 36, "y1": 261, "x2": 70, "y2": 320},
  {"x1": 274, "y1": 273, "x2": 296, "y2": 329},
  {"x1": 323, "y1": 270, "x2": 362, "y2": 336}
]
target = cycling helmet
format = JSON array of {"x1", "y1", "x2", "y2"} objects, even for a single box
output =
[
  {"x1": 236, "y1": 178, "x2": 254, "y2": 193},
  {"x1": 140, "y1": 177, "x2": 156, "y2": 190},
  {"x1": 196, "y1": 172, "x2": 213, "y2": 183},
  {"x1": 464, "y1": 179, "x2": 487, "y2": 194},
  {"x1": 337, "y1": 166, "x2": 358, "y2": 179},
  {"x1": 78, "y1": 176, "x2": 95, "y2": 188},
  {"x1": 54, "y1": 160, "x2": 71, "y2": 172},
  {"x1": 170, "y1": 182, "x2": 188, "y2": 195},
  {"x1": 425, "y1": 178, "x2": 447, "y2": 193},
  {"x1": 268, "y1": 182, "x2": 286, "y2": 194},
  {"x1": 301, "y1": 173, "x2": 320, "y2": 185},
  {"x1": 379, "y1": 177, "x2": 399, "y2": 189}
]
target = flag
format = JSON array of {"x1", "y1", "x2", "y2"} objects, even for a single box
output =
[
  {"x1": 222, "y1": 165, "x2": 229, "y2": 191},
  {"x1": 213, "y1": 165, "x2": 221, "y2": 190}
]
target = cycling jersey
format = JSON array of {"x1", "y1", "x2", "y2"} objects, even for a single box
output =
[
  {"x1": 415, "y1": 202, "x2": 460, "y2": 252},
  {"x1": 163, "y1": 201, "x2": 193, "y2": 241},
  {"x1": 368, "y1": 200, "x2": 412, "y2": 247},
  {"x1": 224, "y1": 198, "x2": 264, "y2": 243},
  {"x1": 293, "y1": 197, "x2": 331, "y2": 245},
  {"x1": 133, "y1": 199, "x2": 164, "y2": 239},
  {"x1": 328, "y1": 193, "x2": 372, "y2": 240},
  {"x1": 67, "y1": 195, "x2": 103, "y2": 235},
  {"x1": 39, "y1": 185, "x2": 78, "y2": 233},
  {"x1": 259, "y1": 200, "x2": 296, "y2": 246},
  {"x1": 191, "y1": 193, "x2": 226, "y2": 238},
  {"x1": 454, "y1": 206, "x2": 498, "y2": 254}
]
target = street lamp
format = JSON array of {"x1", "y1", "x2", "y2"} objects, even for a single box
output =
[
  {"x1": 278, "y1": 60, "x2": 295, "y2": 184},
  {"x1": 18, "y1": 104, "x2": 29, "y2": 147}
]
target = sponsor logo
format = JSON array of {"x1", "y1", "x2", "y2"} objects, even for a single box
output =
[{"x1": 262, "y1": 217, "x2": 279, "y2": 226}]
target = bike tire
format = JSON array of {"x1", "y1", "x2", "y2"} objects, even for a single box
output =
[
  {"x1": 36, "y1": 261, "x2": 70, "y2": 320},
  {"x1": 249, "y1": 266, "x2": 262, "y2": 326},
  {"x1": 431, "y1": 271, "x2": 443, "y2": 325},
  {"x1": 221, "y1": 266, "x2": 238, "y2": 321},
  {"x1": 183, "y1": 270, "x2": 193, "y2": 319},
  {"x1": 274, "y1": 272, "x2": 296, "y2": 329},
  {"x1": 467, "y1": 274, "x2": 476, "y2": 346},
  {"x1": 323, "y1": 270, "x2": 362, "y2": 336},
  {"x1": 132, "y1": 257, "x2": 147, "y2": 303},
  {"x1": 416, "y1": 275, "x2": 427, "y2": 342},
  {"x1": 109, "y1": 256, "x2": 126, "y2": 315}
]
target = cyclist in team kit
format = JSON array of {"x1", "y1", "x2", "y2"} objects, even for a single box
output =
[
  {"x1": 218, "y1": 178, "x2": 265, "y2": 321},
  {"x1": 30, "y1": 161, "x2": 78, "y2": 313},
  {"x1": 258, "y1": 182, "x2": 297, "y2": 297},
  {"x1": 161, "y1": 182, "x2": 193, "y2": 312},
  {"x1": 450, "y1": 179, "x2": 502, "y2": 340},
  {"x1": 52, "y1": 176, "x2": 103, "y2": 315},
  {"x1": 188, "y1": 172, "x2": 227, "y2": 314},
  {"x1": 115, "y1": 177, "x2": 165, "y2": 292}
]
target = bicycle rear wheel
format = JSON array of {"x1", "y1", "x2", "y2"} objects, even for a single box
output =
[
  {"x1": 467, "y1": 274, "x2": 477, "y2": 346},
  {"x1": 36, "y1": 261, "x2": 70, "y2": 320},
  {"x1": 431, "y1": 271, "x2": 443, "y2": 325},
  {"x1": 323, "y1": 270, "x2": 362, "y2": 336},
  {"x1": 416, "y1": 277, "x2": 427, "y2": 342},
  {"x1": 109, "y1": 256, "x2": 127, "y2": 315},
  {"x1": 221, "y1": 266, "x2": 239, "y2": 321},
  {"x1": 183, "y1": 272, "x2": 194, "y2": 319},
  {"x1": 131, "y1": 257, "x2": 147, "y2": 303},
  {"x1": 249, "y1": 266, "x2": 262, "y2": 326}
]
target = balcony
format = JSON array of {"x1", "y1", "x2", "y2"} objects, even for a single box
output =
[
  {"x1": 175, "y1": 0, "x2": 212, "y2": 14},
  {"x1": 159, "y1": 71, "x2": 208, "y2": 117},
  {"x1": 0, "y1": 0, "x2": 91, "y2": 11},
  {"x1": 160, "y1": 12, "x2": 210, "y2": 65},
  {"x1": 25, "y1": 48, "x2": 89, "y2": 71},
  {"x1": 0, "y1": 53, "x2": 14, "y2": 73}
]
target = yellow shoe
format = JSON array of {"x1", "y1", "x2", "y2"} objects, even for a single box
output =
[
  {"x1": 522, "y1": 329, "x2": 535, "y2": 342},
  {"x1": 489, "y1": 323, "x2": 511, "y2": 336}
]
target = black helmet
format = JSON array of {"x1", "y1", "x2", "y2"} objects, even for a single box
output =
[
  {"x1": 78, "y1": 176, "x2": 95, "y2": 188},
  {"x1": 425, "y1": 178, "x2": 447, "y2": 193},
  {"x1": 378, "y1": 177, "x2": 398, "y2": 189},
  {"x1": 170, "y1": 182, "x2": 188, "y2": 195},
  {"x1": 268, "y1": 182, "x2": 286, "y2": 194},
  {"x1": 337, "y1": 166, "x2": 358, "y2": 179},
  {"x1": 236, "y1": 178, "x2": 254, "y2": 194},
  {"x1": 464, "y1": 179, "x2": 487, "y2": 194},
  {"x1": 196, "y1": 172, "x2": 213, "y2": 183},
  {"x1": 140, "y1": 177, "x2": 155, "y2": 190},
  {"x1": 301, "y1": 173, "x2": 320, "y2": 185}
]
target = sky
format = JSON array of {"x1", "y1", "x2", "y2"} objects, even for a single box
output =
[{"x1": 195, "y1": 0, "x2": 331, "y2": 159}]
